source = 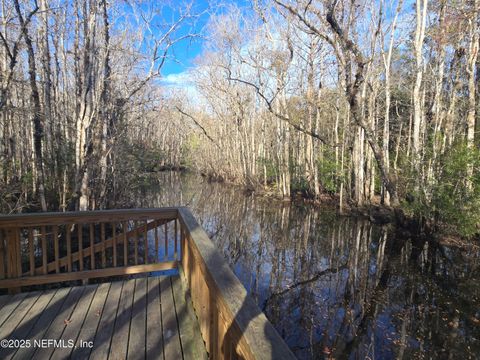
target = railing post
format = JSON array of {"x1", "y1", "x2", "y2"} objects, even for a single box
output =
[
  {"x1": 5, "y1": 227, "x2": 21, "y2": 294},
  {"x1": 0, "y1": 230, "x2": 5, "y2": 281}
]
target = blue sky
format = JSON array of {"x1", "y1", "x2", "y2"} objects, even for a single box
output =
[
  {"x1": 157, "y1": 0, "x2": 250, "y2": 77},
  {"x1": 159, "y1": 0, "x2": 210, "y2": 76},
  {"x1": 151, "y1": 0, "x2": 414, "y2": 87}
]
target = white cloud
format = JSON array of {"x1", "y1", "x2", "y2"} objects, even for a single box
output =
[
  {"x1": 158, "y1": 70, "x2": 205, "y2": 106},
  {"x1": 161, "y1": 71, "x2": 194, "y2": 87}
]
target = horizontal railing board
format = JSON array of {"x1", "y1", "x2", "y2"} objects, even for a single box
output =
[
  {"x1": 178, "y1": 207, "x2": 296, "y2": 360},
  {"x1": 0, "y1": 208, "x2": 178, "y2": 227},
  {"x1": 0, "y1": 261, "x2": 178, "y2": 288}
]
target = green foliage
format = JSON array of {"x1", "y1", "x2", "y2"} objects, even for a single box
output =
[
  {"x1": 291, "y1": 176, "x2": 309, "y2": 193},
  {"x1": 20, "y1": 170, "x2": 33, "y2": 187},
  {"x1": 404, "y1": 142, "x2": 480, "y2": 237},
  {"x1": 129, "y1": 144, "x2": 164, "y2": 172},
  {"x1": 258, "y1": 157, "x2": 278, "y2": 181},
  {"x1": 181, "y1": 134, "x2": 201, "y2": 168},
  {"x1": 318, "y1": 152, "x2": 338, "y2": 194}
]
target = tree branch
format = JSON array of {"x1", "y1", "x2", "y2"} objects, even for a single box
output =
[{"x1": 176, "y1": 106, "x2": 218, "y2": 146}]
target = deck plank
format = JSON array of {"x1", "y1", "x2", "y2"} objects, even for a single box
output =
[
  {"x1": 12, "y1": 287, "x2": 71, "y2": 360},
  {"x1": 0, "y1": 291, "x2": 41, "y2": 342},
  {"x1": 0, "y1": 275, "x2": 206, "y2": 360},
  {"x1": 32, "y1": 286, "x2": 85, "y2": 360},
  {"x1": 0, "y1": 295, "x2": 12, "y2": 311},
  {"x1": 0, "y1": 289, "x2": 56, "y2": 360},
  {"x1": 70, "y1": 282, "x2": 110, "y2": 360},
  {"x1": 172, "y1": 275, "x2": 208, "y2": 360},
  {"x1": 127, "y1": 277, "x2": 147, "y2": 360},
  {"x1": 146, "y1": 277, "x2": 163, "y2": 360},
  {"x1": 50, "y1": 284, "x2": 97, "y2": 359},
  {"x1": 160, "y1": 277, "x2": 183, "y2": 360},
  {"x1": 89, "y1": 280, "x2": 123, "y2": 360},
  {"x1": 0, "y1": 292, "x2": 28, "y2": 327},
  {"x1": 109, "y1": 279, "x2": 135, "y2": 360}
]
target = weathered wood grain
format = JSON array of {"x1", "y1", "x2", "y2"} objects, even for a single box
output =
[
  {"x1": 50, "y1": 285, "x2": 97, "y2": 359},
  {"x1": 0, "y1": 261, "x2": 177, "y2": 288},
  {"x1": 109, "y1": 279, "x2": 135, "y2": 360},
  {"x1": 146, "y1": 276, "x2": 163, "y2": 360},
  {"x1": 89, "y1": 280, "x2": 123, "y2": 360},
  {"x1": 0, "y1": 208, "x2": 179, "y2": 227},
  {"x1": 13, "y1": 287, "x2": 70, "y2": 360},
  {"x1": 70, "y1": 283, "x2": 110, "y2": 360},
  {"x1": 171, "y1": 274, "x2": 208, "y2": 360},
  {"x1": 160, "y1": 276, "x2": 182, "y2": 359},
  {"x1": 128, "y1": 277, "x2": 147, "y2": 359}
]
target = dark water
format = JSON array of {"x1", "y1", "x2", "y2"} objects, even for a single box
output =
[{"x1": 133, "y1": 172, "x2": 480, "y2": 359}]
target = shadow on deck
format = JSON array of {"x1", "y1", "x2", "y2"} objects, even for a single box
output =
[{"x1": 0, "y1": 275, "x2": 206, "y2": 359}]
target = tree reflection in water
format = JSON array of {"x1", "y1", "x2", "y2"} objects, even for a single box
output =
[{"x1": 131, "y1": 172, "x2": 480, "y2": 359}]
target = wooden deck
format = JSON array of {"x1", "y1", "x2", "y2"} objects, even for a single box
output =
[
  {"x1": 0, "y1": 208, "x2": 296, "y2": 359},
  {"x1": 0, "y1": 275, "x2": 207, "y2": 360}
]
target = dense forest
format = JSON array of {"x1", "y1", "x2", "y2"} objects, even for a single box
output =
[{"x1": 1, "y1": 0, "x2": 479, "y2": 238}]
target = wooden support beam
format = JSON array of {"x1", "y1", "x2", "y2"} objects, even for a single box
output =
[
  {"x1": 143, "y1": 221, "x2": 148, "y2": 264},
  {"x1": 164, "y1": 222, "x2": 168, "y2": 260},
  {"x1": 53, "y1": 225, "x2": 59, "y2": 273},
  {"x1": 41, "y1": 226, "x2": 47, "y2": 275},
  {"x1": 78, "y1": 224, "x2": 83, "y2": 271},
  {"x1": 5, "y1": 228, "x2": 21, "y2": 294},
  {"x1": 0, "y1": 230, "x2": 5, "y2": 280},
  {"x1": 90, "y1": 223, "x2": 95, "y2": 270},
  {"x1": 28, "y1": 228, "x2": 35, "y2": 276},
  {"x1": 123, "y1": 221, "x2": 128, "y2": 266},
  {"x1": 66, "y1": 224, "x2": 72, "y2": 272},
  {"x1": 174, "y1": 219, "x2": 178, "y2": 260},
  {"x1": 101, "y1": 223, "x2": 106, "y2": 268},
  {"x1": 0, "y1": 261, "x2": 178, "y2": 289},
  {"x1": 154, "y1": 220, "x2": 159, "y2": 263},
  {"x1": 134, "y1": 221, "x2": 139, "y2": 266},
  {"x1": 112, "y1": 222, "x2": 117, "y2": 268},
  {"x1": 0, "y1": 208, "x2": 179, "y2": 228}
]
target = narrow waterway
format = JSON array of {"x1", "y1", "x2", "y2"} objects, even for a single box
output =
[{"x1": 132, "y1": 172, "x2": 479, "y2": 359}]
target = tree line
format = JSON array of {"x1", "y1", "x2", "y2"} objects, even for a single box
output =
[
  {"x1": 1, "y1": 0, "x2": 479, "y2": 237},
  {"x1": 175, "y1": 0, "x2": 480, "y2": 236},
  {"x1": 0, "y1": 0, "x2": 197, "y2": 212}
]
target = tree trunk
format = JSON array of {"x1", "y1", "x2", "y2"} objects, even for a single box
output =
[{"x1": 14, "y1": 0, "x2": 47, "y2": 211}]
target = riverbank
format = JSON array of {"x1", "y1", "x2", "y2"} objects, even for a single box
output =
[
  {"x1": 200, "y1": 170, "x2": 400, "y2": 222},
  {"x1": 194, "y1": 170, "x2": 480, "y2": 250}
]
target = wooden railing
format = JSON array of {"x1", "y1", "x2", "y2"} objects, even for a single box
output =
[
  {"x1": 0, "y1": 207, "x2": 295, "y2": 359},
  {"x1": 178, "y1": 207, "x2": 296, "y2": 359},
  {"x1": 0, "y1": 208, "x2": 180, "y2": 292}
]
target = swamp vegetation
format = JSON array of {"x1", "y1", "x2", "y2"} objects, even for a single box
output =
[
  {"x1": 1, "y1": 0, "x2": 480, "y2": 239},
  {"x1": 0, "y1": 0, "x2": 480, "y2": 358}
]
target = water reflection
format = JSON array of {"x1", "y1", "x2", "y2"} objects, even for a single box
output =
[{"x1": 132, "y1": 172, "x2": 480, "y2": 359}]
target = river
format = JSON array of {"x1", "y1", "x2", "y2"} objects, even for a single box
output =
[{"x1": 131, "y1": 172, "x2": 479, "y2": 359}]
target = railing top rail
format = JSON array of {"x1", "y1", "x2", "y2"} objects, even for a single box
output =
[{"x1": 0, "y1": 208, "x2": 179, "y2": 227}]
